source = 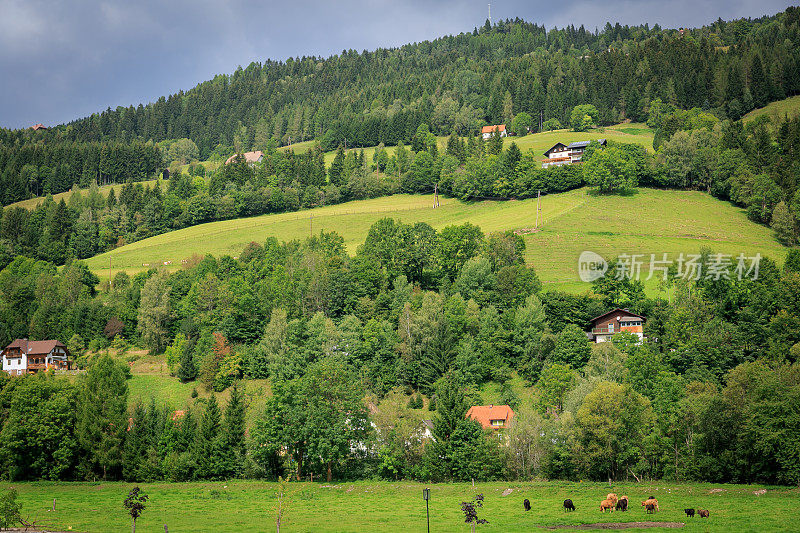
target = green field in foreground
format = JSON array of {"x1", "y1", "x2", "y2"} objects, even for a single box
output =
[
  {"x1": 85, "y1": 188, "x2": 786, "y2": 292},
  {"x1": 7, "y1": 480, "x2": 798, "y2": 532}
]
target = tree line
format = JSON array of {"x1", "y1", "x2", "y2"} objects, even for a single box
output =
[
  {"x1": 3, "y1": 108, "x2": 799, "y2": 269},
  {"x1": 0, "y1": 217, "x2": 799, "y2": 484},
  {"x1": 2, "y1": 8, "x2": 799, "y2": 167}
]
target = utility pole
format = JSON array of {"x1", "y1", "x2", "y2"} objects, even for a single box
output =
[
  {"x1": 434, "y1": 183, "x2": 439, "y2": 208},
  {"x1": 535, "y1": 189, "x2": 541, "y2": 228},
  {"x1": 109, "y1": 256, "x2": 112, "y2": 285}
]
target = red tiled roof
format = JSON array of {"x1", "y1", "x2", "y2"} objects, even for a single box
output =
[
  {"x1": 466, "y1": 404, "x2": 515, "y2": 429},
  {"x1": 4, "y1": 339, "x2": 66, "y2": 355},
  {"x1": 481, "y1": 124, "x2": 506, "y2": 134},
  {"x1": 31, "y1": 123, "x2": 48, "y2": 130}
]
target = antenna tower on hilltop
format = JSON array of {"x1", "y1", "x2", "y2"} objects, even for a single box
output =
[{"x1": 488, "y1": 3, "x2": 491, "y2": 24}]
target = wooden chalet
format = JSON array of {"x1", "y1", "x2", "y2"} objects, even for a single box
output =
[
  {"x1": 587, "y1": 308, "x2": 646, "y2": 343},
  {"x1": 1, "y1": 339, "x2": 70, "y2": 375},
  {"x1": 542, "y1": 139, "x2": 606, "y2": 168}
]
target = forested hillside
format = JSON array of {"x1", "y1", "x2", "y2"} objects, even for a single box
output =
[{"x1": 1, "y1": 7, "x2": 800, "y2": 207}]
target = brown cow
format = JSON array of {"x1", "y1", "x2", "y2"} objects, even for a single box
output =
[
  {"x1": 600, "y1": 499, "x2": 615, "y2": 512},
  {"x1": 698, "y1": 509, "x2": 710, "y2": 518},
  {"x1": 641, "y1": 498, "x2": 659, "y2": 511},
  {"x1": 606, "y1": 493, "x2": 619, "y2": 505}
]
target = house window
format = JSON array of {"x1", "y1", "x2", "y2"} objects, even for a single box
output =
[{"x1": 490, "y1": 419, "x2": 504, "y2": 427}]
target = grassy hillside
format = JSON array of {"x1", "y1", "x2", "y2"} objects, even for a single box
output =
[
  {"x1": 85, "y1": 188, "x2": 785, "y2": 292},
  {"x1": 316, "y1": 123, "x2": 654, "y2": 167},
  {"x1": 7, "y1": 179, "x2": 166, "y2": 210},
  {"x1": 743, "y1": 95, "x2": 800, "y2": 123},
  {"x1": 8, "y1": 479, "x2": 799, "y2": 532},
  {"x1": 8, "y1": 123, "x2": 652, "y2": 212}
]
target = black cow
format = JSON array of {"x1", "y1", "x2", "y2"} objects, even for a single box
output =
[
  {"x1": 684, "y1": 508, "x2": 696, "y2": 518},
  {"x1": 563, "y1": 499, "x2": 576, "y2": 512},
  {"x1": 523, "y1": 499, "x2": 531, "y2": 511},
  {"x1": 616, "y1": 498, "x2": 628, "y2": 512}
]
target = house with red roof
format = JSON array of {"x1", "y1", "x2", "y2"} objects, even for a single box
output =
[
  {"x1": 466, "y1": 404, "x2": 515, "y2": 431},
  {"x1": 1, "y1": 339, "x2": 70, "y2": 375},
  {"x1": 481, "y1": 124, "x2": 507, "y2": 140}
]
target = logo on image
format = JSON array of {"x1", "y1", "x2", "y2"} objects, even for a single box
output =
[{"x1": 578, "y1": 251, "x2": 608, "y2": 282}]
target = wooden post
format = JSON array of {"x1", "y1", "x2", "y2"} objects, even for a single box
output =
[
  {"x1": 52, "y1": 498, "x2": 56, "y2": 511},
  {"x1": 535, "y1": 189, "x2": 541, "y2": 228},
  {"x1": 164, "y1": 525, "x2": 168, "y2": 533}
]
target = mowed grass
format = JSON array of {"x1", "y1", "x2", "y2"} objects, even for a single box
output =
[
  {"x1": 7, "y1": 179, "x2": 166, "y2": 210},
  {"x1": 7, "y1": 480, "x2": 799, "y2": 532},
  {"x1": 85, "y1": 188, "x2": 786, "y2": 293},
  {"x1": 743, "y1": 95, "x2": 800, "y2": 124}
]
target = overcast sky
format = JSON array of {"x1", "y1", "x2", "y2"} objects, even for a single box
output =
[{"x1": 0, "y1": 0, "x2": 793, "y2": 130}]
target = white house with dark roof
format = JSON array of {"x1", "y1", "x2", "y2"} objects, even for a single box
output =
[
  {"x1": 1, "y1": 339, "x2": 70, "y2": 375},
  {"x1": 542, "y1": 139, "x2": 606, "y2": 168}
]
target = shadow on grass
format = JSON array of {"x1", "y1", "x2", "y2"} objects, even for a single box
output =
[{"x1": 586, "y1": 188, "x2": 640, "y2": 198}]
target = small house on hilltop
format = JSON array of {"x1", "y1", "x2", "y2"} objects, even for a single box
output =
[
  {"x1": 587, "y1": 308, "x2": 646, "y2": 343},
  {"x1": 481, "y1": 124, "x2": 507, "y2": 140},
  {"x1": 466, "y1": 404, "x2": 515, "y2": 431},
  {"x1": 31, "y1": 123, "x2": 48, "y2": 131},
  {"x1": 542, "y1": 139, "x2": 606, "y2": 168},
  {"x1": 1, "y1": 339, "x2": 70, "y2": 375},
  {"x1": 224, "y1": 150, "x2": 264, "y2": 166}
]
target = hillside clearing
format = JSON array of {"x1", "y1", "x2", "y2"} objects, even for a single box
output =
[
  {"x1": 743, "y1": 95, "x2": 800, "y2": 124},
  {"x1": 84, "y1": 188, "x2": 785, "y2": 292},
  {"x1": 6, "y1": 179, "x2": 166, "y2": 210}
]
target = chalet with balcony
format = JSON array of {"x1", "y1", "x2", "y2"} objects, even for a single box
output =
[
  {"x1": 587, "y1": 308, "x2": 646, "y2": 343},
  {"x1": 1, "y1": 339, "x2": 70, "y2": 375},
  {"x1": 542, "y1": 139, "x2": 606, "y2": 168},
  {"x1": 466, "y1": 404, "x2": 515, "y2": 431}
]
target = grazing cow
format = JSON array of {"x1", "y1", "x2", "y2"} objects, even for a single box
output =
[
  {"x1": 523, "y1": 499, "x2": 531, "y2": 511},
  {"x1": 563, "y1": 499, "x2": 576, "y2": 512},
  {"x1": 684, "y1": 508, "x2": 696, "y2": 518},
  {"x1": 645, "y1": 503, "x2": 655, "y2": 514},
  {"x1": 600, "y1": 499, "x2": 615, "y2": 512},
  {"x1": 641, "y1": 498, "x2": 659, "y2": 511},
  {"x1": 698, "y1": 509, "x2": 710, "y2": 518},
  {"x1": 606, "y1": 493, "x2": 619, "y2": 505},
  {"x1": 615, "y1": 498, "x2": 628, "y2": 512}
]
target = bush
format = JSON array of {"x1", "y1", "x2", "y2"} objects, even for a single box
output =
[
  {"x1": 0, "y1": 488, "x2": 21, "y2": 529},
  {"x1": 542, "y1": 118, "x2": 562, "y2": 131}
]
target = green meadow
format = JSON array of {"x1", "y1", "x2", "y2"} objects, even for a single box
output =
[
  {"x1": 6, "y1": 179, "x2": 166, "y2": 210},
  {"x1": 309, "y1": 123, "x2": 654, "y2": 167},
  {"x1": 84, "y1": 188, "x2": 786, "y2": 293},
  {"x1": 742, "y1": 95, "x2": 800, "y2": 124},
  {"x1": 7, "y1": 480, "x2": 798, "y2": 532}
]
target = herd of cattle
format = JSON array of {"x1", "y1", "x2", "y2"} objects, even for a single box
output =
[{"x1": 522, "y1": 493, "x2": 710, "y2": 519}]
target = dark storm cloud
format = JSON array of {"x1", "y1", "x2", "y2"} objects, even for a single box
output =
[{"x1": 0, "y1": 0, "x2": 793, "y2": 129}]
